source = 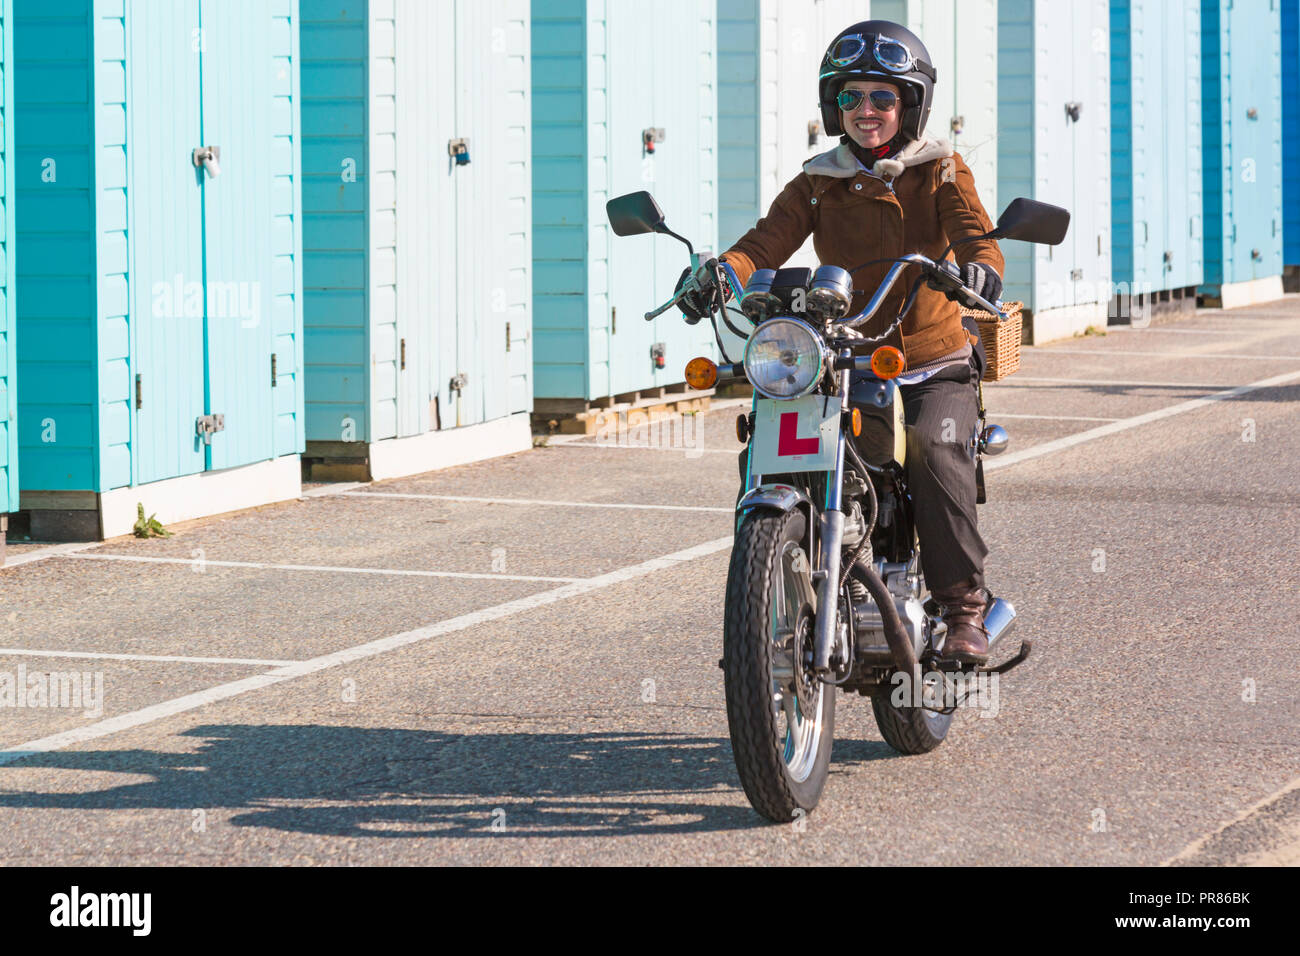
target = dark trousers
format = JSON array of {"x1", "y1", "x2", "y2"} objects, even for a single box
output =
[
  {"x1": 896, "y1": 361, "x2": 987, "y2": 591},
  {"x1": 736, "y1": 359, "x2": 986, "y2": 593}
]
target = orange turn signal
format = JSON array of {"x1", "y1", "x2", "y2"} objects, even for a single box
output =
[
  {"x1": 684, "y1": 356, "x2": 718, "y2": 390},
  {"x1": 850, "y1": 407, "x2": 862, "y2": 436},
  {"x1": 870, "y1": 346, "x2": 905, "y2": 380}
]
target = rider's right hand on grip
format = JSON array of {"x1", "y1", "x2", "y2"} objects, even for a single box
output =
[{"x1": 674, "y1": 265, "x2": 716, "y2": 325}]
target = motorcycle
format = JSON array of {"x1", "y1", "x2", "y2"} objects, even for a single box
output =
[{"x1": 607, "y1": 190, "x2": 1070, "y2": 822}]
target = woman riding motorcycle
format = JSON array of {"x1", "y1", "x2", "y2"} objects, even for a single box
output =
[{"x1": 681, "y1": 20, "x2": 1004, "y2": 664}]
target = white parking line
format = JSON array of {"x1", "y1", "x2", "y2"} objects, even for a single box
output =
[
  {"x1": 549, "y1": 441, "x2": 738, "y2": 455},
  {"x1": 992, "y1": 376, "x2": 1223, "y2": 389},
  {"x1": 0, "y1": 535, "x2": 735, "y2": 767},
  {"x1": 300, "y1": 481, "x2": 365, "y2": 498},
  {"x1": 993, "y1": 413, "x2": 1122, "y2": 423},
  {"x1": 61, "y1": 552, "x2": 582, "y2": 584},
  {"x1": 1024, "y1": 347, "x2": 1300, "y2": 361},
  {"x1": 1119, "y1": 327, "x2": 1266, "y2": 335},
  {"x1": 0, "y1": 648, "x2": 298, "y2": 667},
  {"x1": 985, "y1": 368, "x2": 1300, "y2": 471},
  {"x1": 0, "y1": 541, "x2": 101, "y2": 570},
  {"x1": 345, "y1": 492, "x2": 733, "y2": 513}
]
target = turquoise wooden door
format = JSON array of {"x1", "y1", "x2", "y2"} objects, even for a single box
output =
[
  {"x1": 128, "y1": 0, "x2": 207, "y2": 485},
  {"x1": 0, "y1": 0, "x2": 14, "y2": 514},
  {"x1": 200, "y1": 0, "x2": 277, "y2": 471}
]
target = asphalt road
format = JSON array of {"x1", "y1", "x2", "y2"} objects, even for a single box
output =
[{"x1": 1, "y1": 299, "x2": 1298, "y2": 865}]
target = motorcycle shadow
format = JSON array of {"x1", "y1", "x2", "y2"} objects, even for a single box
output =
[{"x1": 0, "y1": 724, "x2": 771, "y2": 839}]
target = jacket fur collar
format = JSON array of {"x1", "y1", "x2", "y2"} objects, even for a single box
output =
[{"x1": 803, "y1": 137, "x2": 954, "y2": 182}]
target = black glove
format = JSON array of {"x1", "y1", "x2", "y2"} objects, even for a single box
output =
[
  {"x1": 961, "y1": 262, "x2": 1002, "y2": 304},
  {"x1": 674, "y1": 263, "x2": 729, "y2": 324}
]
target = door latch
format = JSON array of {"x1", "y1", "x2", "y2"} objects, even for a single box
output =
[
  {"x1": 643, "y1": 128, "x2": 665, "y2": 155},
  {"x1": 193, "y1": 146, "x2": 221, "y2": 178},
  {"x1": 448, "y1": 138, "x2": 470, "y2": 166},
  {"x1": 1064, "y1": 102, "x2": 1082, "y2": 123},
  {"x1": 196, "y1": 413, "x2": 226, "y2": 444},
  {"x1": 449, "y1": 372, "x2": 468, "y2": 393}
]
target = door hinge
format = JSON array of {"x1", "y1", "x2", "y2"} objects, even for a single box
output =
[
  {"x1": 400, "y1": 338, "x2": 406, "y2": 370},
  {"x1": 196, "y1": 413, "x2": 226, "y2": 445},
  {"x1": 506, "y1": 321, "x2": 511, "y2": 352},
  {"x1": 135, "y1": 374, "x2": 143, "y2": 410},
  {"x1": 271, "y1": 353, "x2": 277, "y2": 387}
]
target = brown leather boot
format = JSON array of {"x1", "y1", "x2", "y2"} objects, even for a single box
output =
[{"x1": 933, "y1": 577, "x2": 990, "y2": 664}]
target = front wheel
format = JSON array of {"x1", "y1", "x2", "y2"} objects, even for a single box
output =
[{"x1": 723, "y1": 508, "x2": 835, "y2": 823}]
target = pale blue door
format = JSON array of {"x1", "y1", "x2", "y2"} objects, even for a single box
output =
[
  {"x1": 128, "y1": 0, "x2": 207, "y2": 485},
  {"x1": 200, "y1": 0, "x2": 278, "y2": 471}
]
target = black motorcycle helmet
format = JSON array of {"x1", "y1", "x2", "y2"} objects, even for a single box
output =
[{"x1": 818, "y1": 20, "x2": 937, "y2": 142}]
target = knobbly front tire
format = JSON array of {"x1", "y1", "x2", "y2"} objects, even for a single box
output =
[{"x1": 723, "y1": 509, "x2": 835, "y2": 823}]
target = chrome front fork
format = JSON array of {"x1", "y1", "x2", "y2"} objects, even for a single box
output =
[{"x1": 812, "y1": 365, "x2": 852, "y2": 674}]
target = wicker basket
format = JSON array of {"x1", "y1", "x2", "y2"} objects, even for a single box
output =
[{"x1": 962, "y1": 300, "x2": 1023, "y2": 382}]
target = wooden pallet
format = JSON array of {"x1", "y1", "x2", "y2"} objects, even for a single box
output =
[{"x1": 532, "y1": 381, "x2": 715, "y2": 435}]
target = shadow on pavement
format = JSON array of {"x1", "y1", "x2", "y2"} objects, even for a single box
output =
[{"x1": 0, "y1": 725, "x2": 829, "y2": 837}]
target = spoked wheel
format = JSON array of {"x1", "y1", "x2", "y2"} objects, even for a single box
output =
[{"x1": 723, "y1": 509, "x2": 835, "y2": 823}]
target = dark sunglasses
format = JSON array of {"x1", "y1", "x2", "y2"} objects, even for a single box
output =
[{"x1": 836, "y1": 88, "x2": 899, "y2": 113}]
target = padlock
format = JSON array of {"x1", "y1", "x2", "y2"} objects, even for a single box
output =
[{"x1": 448, "y1": 138, "x2": 471, "y2": 166}]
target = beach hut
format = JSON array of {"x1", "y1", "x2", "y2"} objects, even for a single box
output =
[
  {"x1": 997, "y1": 0, "x2": 1112, "y2": 343},
  {"x1": 531, "y1": 0, "x2": 719, "y2": 424},
  {"x1": 1281, "y1": 0, "x2": 1298, "y2": 289},
  {"x1": 14, "y1": 0, "x2": 305, "y2": 539},
  {"x1": 870, "y1": 0, "x2": 999, "y2": 212},
  {"x1": 1110, "y1": 0, "x2": 1204, "y2": 323},
  {"x1": 1199, "y1": 0, "x2": 1284, "y2": 307},
  {"x1": 0, "y1": 0, "x2": 14, "y2": 559},
  {"x1": 299, "y1": 0, "x2": 533, "y2": 481}
]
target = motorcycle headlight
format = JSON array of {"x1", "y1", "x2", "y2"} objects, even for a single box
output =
[{"x1": 743, "y1": 317, "x2": 825, "y2": 399}]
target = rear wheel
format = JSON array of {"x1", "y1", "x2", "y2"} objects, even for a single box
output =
[
  {"x1": 870, "y1": 675, "x2": 952, "y2": 754},
  {"x1": 723, "y1": 508, "x2": 835, "y2": 822}
]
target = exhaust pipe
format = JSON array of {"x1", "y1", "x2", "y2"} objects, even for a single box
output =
[
  {"x1": 983, "y1": 597, "x2": 1016, "y2": 651},
  {"x1": 849, "y1": 558, "x2": 918, "y2": 677}
]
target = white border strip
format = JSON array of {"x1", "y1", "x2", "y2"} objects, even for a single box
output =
[
  {"x1": 62, "y1": 552, "x2": 581, "y2": 584},
  {"x1": 0, "y1": 536, "x2": 735, "y2": 766},
  {"x1": 0, "y1": 648, "x2": 298, "y2": 667}
]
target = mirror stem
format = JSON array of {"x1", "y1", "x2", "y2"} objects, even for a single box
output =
[{"x1": 656, "y1": 224, "x2": 694, "y2": 256}]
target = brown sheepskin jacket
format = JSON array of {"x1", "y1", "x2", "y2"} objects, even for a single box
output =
[{"x1": 720, "y1": 137, "x2": 1004, "y2": 368}]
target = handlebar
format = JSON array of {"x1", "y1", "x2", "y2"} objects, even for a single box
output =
[{"x1": 832, "y1": 253, "x2": 1008, "y2": 327}]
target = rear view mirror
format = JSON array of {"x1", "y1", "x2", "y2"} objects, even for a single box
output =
[
  {"x1": 606, "y1": 191, "x2": 667, "y2": 236},
  {"x1": 992, "y1": 198, "x2": 1071, "y2": 245}
]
